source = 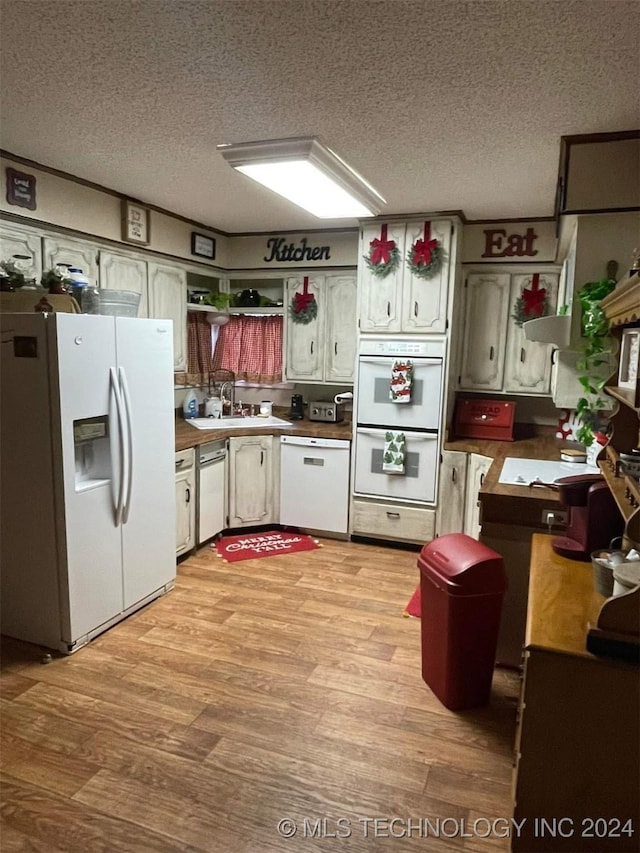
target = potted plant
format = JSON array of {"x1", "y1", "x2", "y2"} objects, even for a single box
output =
[
  {"x1": 574, "y1": 277, "x2": 617, "y2": 449},
  {"x1": 0, "y1": 257, "x2": 29, "y2": 291},
  {"x1": 40, "y1": 264, "x2": 73, "y2": 294},
  {"x1": 203, "y1": 291, "x2": 231, "y2": 310}
]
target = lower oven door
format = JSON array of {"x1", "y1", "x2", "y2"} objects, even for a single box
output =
[{"x1": 354, "y1": 427, "x2": 439, "y2": 503}]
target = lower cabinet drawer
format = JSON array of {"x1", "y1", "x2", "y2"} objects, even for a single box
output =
[{"x1": 351, "y1": 499, "x2": 435, "y2": 544}]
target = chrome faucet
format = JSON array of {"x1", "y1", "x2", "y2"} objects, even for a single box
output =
[{"x1": 218, "y1": 381, "x2": 235, "y2": 417}]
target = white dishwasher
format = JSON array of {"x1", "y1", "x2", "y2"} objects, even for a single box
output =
[
  {"x1": 197, "y1": 439, "x2": 227, "y2": 544},
  {"x1": 280, "y1": 435, "x2": 351, "y2": 535}
]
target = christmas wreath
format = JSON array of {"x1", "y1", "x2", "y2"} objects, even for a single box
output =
[
  {"x1": 406, "y1": 221, "x2": 445, "y2": 279},
  {"x1": 289, "y1": 276, "x2": 318, "y2": 324},
  {"x1": 511, "y1": 274, "x2": 549, "y2": 326},
  {"x1": 364, "y1": 224, "x2": 400, "y2": 278}
]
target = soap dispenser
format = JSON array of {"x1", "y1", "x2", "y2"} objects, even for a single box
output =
[{"x1": 182, "y1": 389, "x2": 199, "y2": 419}]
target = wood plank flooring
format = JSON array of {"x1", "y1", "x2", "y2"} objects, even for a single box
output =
[{"x1": 1, "y1": 538, "x2": 520, "y2": 852}]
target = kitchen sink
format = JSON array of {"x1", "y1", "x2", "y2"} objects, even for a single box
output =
[{"x1": 188, "y1": 416, "x2": 293, "y2": 430}]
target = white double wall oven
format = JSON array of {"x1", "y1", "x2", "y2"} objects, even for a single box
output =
[{"x1": 353, "y1": 337, "x2": 446, "y2": 505}]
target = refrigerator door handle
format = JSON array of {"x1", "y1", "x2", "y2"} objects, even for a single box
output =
[
  {"x1": 119, "y1": 366, "x2": 134, "y2": 524},
  {"x1": 109, "y1": 367, "x2": 127, "y2": 526}
]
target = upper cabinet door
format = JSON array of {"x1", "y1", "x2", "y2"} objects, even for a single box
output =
[
  {"x1": 358, "y1": 222, "x2": 405, "y2": 333},
  {"x1": 459, "y1": 273, "x2": 511, "y2": 390},
  {"x1": 402, "y1": 219, "x2": 451, "y2": 333},
  {"x1": 0, "y1": 222, "x2": 42, "y2": 283},
  {"x1": 147, "y1": 262, "x2": 187, "y2": 372},
  {"x1": 285, "y1": 276, "x2": 325, "y2": 381},
  {"x1": 324, "y1": 274, "x2": 357, "y2": 383},
  {"x1": 43, "y1": 235, "x2": 99, "y2": 286},
  {"x1": 504, "y1": 273, "x2": 559, "y2": 394},
  {"x1": 98, "y1": 250, "x2": 148, "y2": 317}
]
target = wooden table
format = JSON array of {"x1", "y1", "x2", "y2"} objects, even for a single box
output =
[{"x1": 512, "y1": 535, "x2": 640, "y2": 852}]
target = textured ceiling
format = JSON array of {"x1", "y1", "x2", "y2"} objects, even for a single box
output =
[{"x1": 1, "y1": 0, "x2": 638, "y2": 234}]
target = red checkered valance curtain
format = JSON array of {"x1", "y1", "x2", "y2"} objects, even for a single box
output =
[
  {"x1": 212, "y1": 315, "x2": 283, "y2": 384},
  {"x1": 186, "y1": 312, "x2": 215, "y2": 385}
]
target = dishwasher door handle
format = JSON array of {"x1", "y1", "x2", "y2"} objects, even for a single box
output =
[{"x1": 304, "y1": 457, "x2": 325, "y2": 466}]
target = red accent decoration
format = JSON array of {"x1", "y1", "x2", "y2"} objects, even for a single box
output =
[
  {"x1": 454, "y1": 399, "x2": 515, "y2": 442},
  {"x1": 213, "y1": 530, "x2": 320, "y2": 562},
  {"x1": 403, "y1": 585, "x2": 421, "y2": 618},
  {"x1": 521, "y1": 273, "x2": 546, "y2": 318},
  {"x1": 411, "y1": 221, "x2": 438, "y2": 267},
  {"x1": 293, "y1": 276, "x2": 314, "y2": 313},
  {"x1": 370, "y1": 224, "x2": 396, "y2": 265}
]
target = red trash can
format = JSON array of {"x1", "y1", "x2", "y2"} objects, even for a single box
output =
[{"x1": 418, "y1": 533, "x2": 507, "y2": 711}]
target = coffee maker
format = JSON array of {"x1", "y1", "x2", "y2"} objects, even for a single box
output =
[
  {"x1": 289, "y1": 394, "x2": 305, "y2": 420},
  {"x1": 552, "y1": 474, "x2": 624, "y2": 561}
]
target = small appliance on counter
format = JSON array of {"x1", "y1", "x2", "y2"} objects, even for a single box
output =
[
  {"x1": 289, "y1": 394, "x2": 305, "y2": 420},
  {"x1": 309, "y1": 400, "x2": 344, "y2": 423},
  {"x1": 552, "y1": 474, "x2": 625, "y2": 561}
]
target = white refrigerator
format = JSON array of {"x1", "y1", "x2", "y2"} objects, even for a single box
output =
[{"x1": 0, "y1": 312, "x2": 176, "y2": 653}]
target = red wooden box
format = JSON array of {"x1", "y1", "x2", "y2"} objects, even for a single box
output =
[{"x1": 453, "y1": 399, "x2": 515, "y2": 441}]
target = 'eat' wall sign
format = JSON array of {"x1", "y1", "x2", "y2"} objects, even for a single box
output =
[{"x1": 482, "y1": 227, "x2": 537, "y2": 258}]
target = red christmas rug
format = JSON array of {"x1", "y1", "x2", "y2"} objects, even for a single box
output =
[
  {"x1": 212, "y1": 530, "x2": 320, "y2": 563},
  {"x1": 403, "y1": 584, "x2": 421, "y2": 618}
]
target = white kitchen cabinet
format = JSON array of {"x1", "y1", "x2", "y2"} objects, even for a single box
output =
[
  {"x1": 148, "y1": 262, "x2": 188, "y2": 372},
  {"x1": 463, "y1": 453, "x2": 492, "y2": 539},
  {"x1": 436, "y1": 450, "x2": 468, "y2": 536},
  {"x1": 358, "y1": 219, "x2": 452, "y2": 334},
  {"x1": 285, "y1": 276, "x2": 325, "y2": 381},
  {"x1": 0, "y1": 222, "x2": 42, "y2": 283},
  {"x1": 228, "y1": 435, "x2": 279, "y2": 528},
  {"x1": 175, "y1": 449, "x2": 195, "y2": 557},
  {"x1": 98, "y1": 249, "x2": 148, "y2": 317},
  {"x1": 285, "y1": 273, "x2": 356, "y2": 383},
  {"x1": 42, "y1": 235, "x2": 99, "y2": 286},
  {"x1": 459, "y1": 272, "x2": 511, "y2": 390},
  {"x1": 324, "y1": 274, "x2": 357, "y2": 383},
  {"x1": 459, "y1": 271, "x2": 559, "y2": 395},
  {"x1": 503, "y1": 273, "x2": 559, "y2": 394}
]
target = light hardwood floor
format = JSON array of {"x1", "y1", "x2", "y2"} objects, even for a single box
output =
[{"x1": 1, "y1": 538, "x2": 520, "y2": 852}]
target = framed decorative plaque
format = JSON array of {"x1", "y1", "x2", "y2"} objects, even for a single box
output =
[
  {"x1": 121, "y1": 199, "x2": 150, "y2": 245},
  {"x1": 191, "y1": 232, "x2": 216, "y2": 259}
]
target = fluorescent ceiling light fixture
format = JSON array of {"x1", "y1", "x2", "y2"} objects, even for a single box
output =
[{"x1": 217, "y1": 137, "x2": 385, "y2": 218}]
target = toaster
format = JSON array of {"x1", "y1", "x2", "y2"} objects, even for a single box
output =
[{"x1": 308, "y1": 401, "x2": 345, "y2": 423}]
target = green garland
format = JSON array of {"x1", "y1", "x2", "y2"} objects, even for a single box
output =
[
  {"x1": 289, "y1": 295, "x2": 318, "y2": 324},
  {"x1": 406, "y1": 245, "x2": 445, "y2": 279},
  {"x1": 364, "y1": 245, "x2": 401, "y2": 278},
  {"x1": 511, "y1": 295, "x2": 550, "y2": 327}
]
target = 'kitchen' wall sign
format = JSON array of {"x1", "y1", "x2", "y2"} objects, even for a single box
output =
[{"x1": 264, "y1": 237, "x2": 331, "y2": 263}]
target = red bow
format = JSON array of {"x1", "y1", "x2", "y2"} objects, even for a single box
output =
[
  {"x1": 412, "y1": 222, "x2": 437, "y2": 267},
  {"x1": 522, "y1": 274, "x2": 546, "y2": 318},
  {"x1": 370, "y1": 224, "x2": 396, "y2": 265},
  {"x1": 294, "y1": 276, "x2": 314, "y2": 312}
]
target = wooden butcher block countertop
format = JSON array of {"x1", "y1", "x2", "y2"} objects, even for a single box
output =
[
  {"x1": 445, "y1": 426, "x2": 577, "y2": 513},
  {"x1": 175, "y1": 409, "x2": 354, "y2": 452}
]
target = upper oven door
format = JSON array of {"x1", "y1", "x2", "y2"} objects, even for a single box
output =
[{"x1": 356, "y1": 355, "x2": 443, "y2": 429}]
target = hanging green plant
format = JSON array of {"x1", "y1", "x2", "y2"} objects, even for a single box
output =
[{"x1": 574, "y1": 277, "x2": 616, "y2": 447}]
